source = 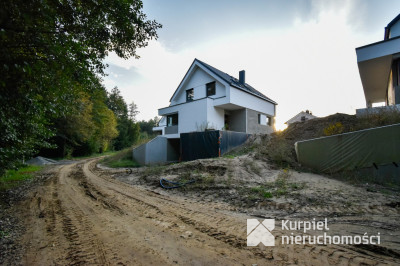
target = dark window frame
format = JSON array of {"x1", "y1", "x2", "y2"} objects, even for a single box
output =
[
  {"x1": 186, "y1": 88, "x2": 194, "y2": 102},
  {"x1": 167, "y1": 113, "x2": 178, "y2": 126},
  {"x1": 206, "y1": 81, "x2": 216, "y2": 97},
  {"x1": 397, "y1": 59, "x2": 400, "y2": 86}
]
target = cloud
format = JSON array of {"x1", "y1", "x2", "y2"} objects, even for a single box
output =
[
  {"x1": 143, "y1": 0, "x2": 315, "y2": 52},
  {"x1": 102, "y1": 1, "x2": 400, "y2": 130}
]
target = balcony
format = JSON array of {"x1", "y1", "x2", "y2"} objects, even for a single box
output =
[{"x1": 165, "y1": 125, "x2": 178, "y2": 134}]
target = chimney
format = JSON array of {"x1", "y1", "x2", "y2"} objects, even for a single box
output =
[{"x1": 239, "y1": 70, "x2": 245, "y2": 85}]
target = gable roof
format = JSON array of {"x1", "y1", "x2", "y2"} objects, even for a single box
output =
[
  {"x1": 285, "y1": 111, "x2": 317, "y2": 124},
  {"x1": 384, "y1": 13, "x2": 400, "y2": 40},
  {"x1": 195, "y1": 59, "x2": 277, "y2": 104},
  {"x1": 170, "y1": 58, "x2": 277, "y2": 105}
]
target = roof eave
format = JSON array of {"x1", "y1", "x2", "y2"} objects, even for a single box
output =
[{"x1": 230, "y1": 84, "x2": 277, "y2": 105}]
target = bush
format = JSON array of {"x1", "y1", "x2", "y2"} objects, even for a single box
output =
[
  {"x1": 0, "y1": 165, "x2": 42, "y2": 190},
  {"x1": 323, "y1": 122, "x2": 344, "y2": 136}
]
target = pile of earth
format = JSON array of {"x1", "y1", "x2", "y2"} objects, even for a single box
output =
[
  {"x1": 239, "y1": 111, "x2": 400, "y2": 167},
  {"x1": 277, "y1": 112, "x2": 357, "y2": 146}
]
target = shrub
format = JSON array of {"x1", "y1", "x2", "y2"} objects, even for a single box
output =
[{"x1": 323, "y1": 122, "x2": 344, "y2": 136}]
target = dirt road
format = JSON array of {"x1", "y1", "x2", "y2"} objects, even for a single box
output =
[{"x1": 17, "y1": 159, "x2": 400, "y2": 265}]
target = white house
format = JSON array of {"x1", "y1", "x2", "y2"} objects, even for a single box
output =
[
  {"x1": 356, "y1": 13, "x2": 400, "y2": 112},
  {"x1": 285, "y1": 110, "x2": 317, "y2": 125},
  {"x1": 154, "y1": 58, "x2": 277, "y2": 138}
]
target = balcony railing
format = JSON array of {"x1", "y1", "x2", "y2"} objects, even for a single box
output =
[{"x1": 165, "y1": 125, "x2": 178, "y2": 134}]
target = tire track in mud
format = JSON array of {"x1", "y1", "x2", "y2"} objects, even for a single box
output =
[
  {"x1": 20, "y1": 159, "x2": 400, "y2": 265},
  {"x1": 85, "y1": 159, "x2": 400, "y2": 265}
]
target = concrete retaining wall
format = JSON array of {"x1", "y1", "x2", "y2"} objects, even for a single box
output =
[{"x1": 133, "y1": 136, "x2": 180, "y2": 165}]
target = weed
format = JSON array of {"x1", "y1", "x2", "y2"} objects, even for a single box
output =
[
  {"x1": 0, "y1": 165, "x2": 43, "y2": 190},
  {"x1": 354, "y1": 108, "x2": 400, "y2": 131},
  {"x1": 224, "y1": 144, "x2": 256, "y2": 157},
  {"x1": 245, "y1": 169, "x2": 305, "y2": 199},
  {"x1": 201, "y1": 174, "x2": 215, "y2": 185},
  {"x1": 0, "y1": 230, "x2": 9, "y2": 239},
  {"x1": 102, "y1": 147, "x2": 140, "y2": 168},
  {"x1": 262, "y1": 191, "x2": 273, "y2": 198},
  {"x1": 323, "y1": 122, "x2": 344, "y2": 136}
]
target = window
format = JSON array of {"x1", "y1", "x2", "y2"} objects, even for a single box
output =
[
  {"x1": 167, "y1": 113, "x2": 178, "y2": 126},
  {"x1": 258, "y1": 114, "x2": 267, "y2": 125},
  {"x1": 267, "y1": 116, "x2": 272, "y2": 126},
  {"x1": 186, "y1": 89, "x2": 194, "y2": 102},
  {"x1": 206, "y1": 82, "x2": 216, "y2": 96}
]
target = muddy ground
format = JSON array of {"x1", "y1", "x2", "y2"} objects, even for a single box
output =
[{"x1": 1, "y1": 154, "x2": 399, "y2": 265}]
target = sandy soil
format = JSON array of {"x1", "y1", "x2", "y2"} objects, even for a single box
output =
[{"x1": 13, "y1": 157, "x2": 400, "y2": 265}]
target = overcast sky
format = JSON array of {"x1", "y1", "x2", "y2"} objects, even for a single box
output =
[{"x1": 103, "y1": 0, "x2": 400, "y2": 130}]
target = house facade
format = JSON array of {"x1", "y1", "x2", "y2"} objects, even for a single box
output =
[
  {"x1": 154, "y1": 59, "x2": 277, "y2": 138},
  {"x1": 285, "y1": 110, "x2": 317, "y2": 125},
  {"x1": 356, "y1": 14, "x2": 400, "y2": 110}
]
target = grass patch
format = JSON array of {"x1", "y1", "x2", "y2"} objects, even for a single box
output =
[
  {"x1": 224, "y1": 143, "x2": 256, "y2": 158},
  {"x1": 251, "y1": 186, "x2": 273, "y2": 198},
  {"x1": 246, "y1": 169, "x2": 305, "y2": 199},
  {"x1": 101, "y1": 147, "x2": 140, "y2": 168},
  {"x1": 71, "y1": 150, "x2": 118, "y2": 160},
  {"x1": 0, "y1": 165, "x2": 43, "y2": 190}
]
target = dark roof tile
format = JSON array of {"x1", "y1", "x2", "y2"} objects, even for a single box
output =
[{"x1": 195, "y1": 59, "x2": 277, "y2": 104}]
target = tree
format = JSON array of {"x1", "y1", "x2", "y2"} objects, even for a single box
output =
[
  {"x1": 106, "y1": 87, "x2": 140, "y2": 150},
  {"x1": 128, "y1": 101, "x2": 140, "y2": 122},
  {"x1": 107, "y1": 87, "x2": 128, "y2": 119},
  {"x1": 138, "y1": 116, "x2": 160, "y2": 137},
  {"x1": 0, "y1": 0, "x2": 161, "y2": 173}
]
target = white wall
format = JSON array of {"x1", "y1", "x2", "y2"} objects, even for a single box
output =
[
  {"x1": 389, "y1": 20, "x2": 400, "y2": 38},
  {"x1": 159, "y1": 98, "x2": 226, "y2": 134},
  {"x1": 207, "y1": 101, "x2": 225, "y2": 130},
  {"x1": 229, "y1": 86, "x2": 275, "y2": 116},
  {"x1": 160, "y1": 98, "x2": 207, "y2": 133},
  {"x1": 171, "y1": 67, "x2": 226, "y2": 105}
]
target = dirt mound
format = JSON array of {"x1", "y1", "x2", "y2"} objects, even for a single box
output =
[
  {"x1": 279, "y1": 113, "x2": 357, "y2": 146},
  {"x1": 249, "y1": 111, "x2": 400, "y2": 167}
]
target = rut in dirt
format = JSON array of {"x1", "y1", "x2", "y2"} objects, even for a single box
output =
[{"x1": 17, "y1": 159, "x2": 400, "y2": 265}]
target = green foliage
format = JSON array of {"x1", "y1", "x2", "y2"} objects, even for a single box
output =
[
  {"x1": 137, "y1": 116, "x2": 160, "y2": 137},
  {"x1": 107, "y1": 87, "x2": 140, "y2": 151},
  {"x1": 0, "y1": 0, "x2": 160, "y2": 173},
  {"x1": 323, "y1": 122, "x2": 344, "y2": 136},
  {"x1": 0, "y1": 165, "x2": 42, "y2": 190},
  {"x1": 102, "y1": 147, "x2": 140, "y2": 168},
  {"x1": 248, "y1": 169, "x2": 305, "y2": 199},
  {"x1": 250, "y1": 186, "x2": 273, "y2": 198}
]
